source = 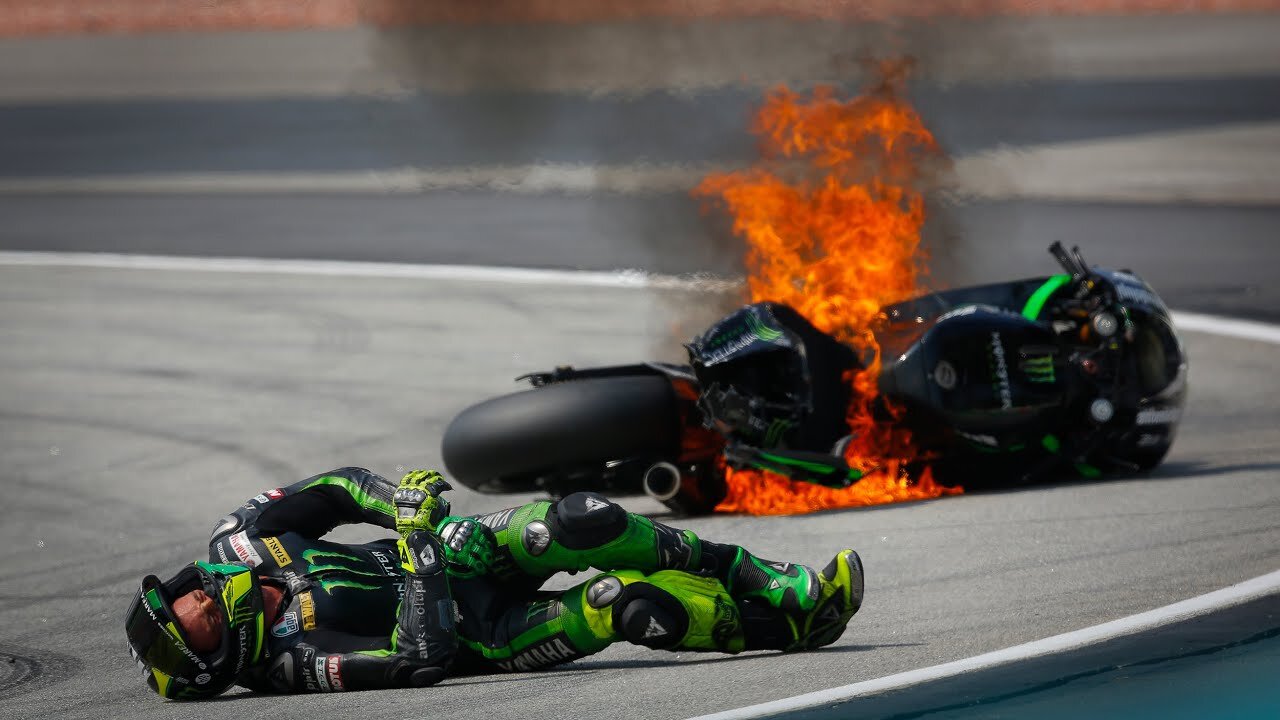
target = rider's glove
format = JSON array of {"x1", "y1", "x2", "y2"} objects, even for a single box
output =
[
  {"x1": 436, "y1": 517, "x2": 498, "y2": 579},
  {"x1": 393, "y1": 469, "x2": 452, "y2": 537}
]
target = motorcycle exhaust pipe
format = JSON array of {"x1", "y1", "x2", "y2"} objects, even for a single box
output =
[{"x1": 642, "y1": 462, "x2": 683, "y2": 503}]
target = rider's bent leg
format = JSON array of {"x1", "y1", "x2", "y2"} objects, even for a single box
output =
[
  {"x1": 451, "y1": 569, "x2": 744, "y2": 674},
  {"x1": 497, "y1": 493, "x2": 701, "y2": 575},
  {"x1": 571, "y1": 570, "x2": 745, "y2": 654},
  {"x1": 454, "y1": 556, "x2": 863, "y2": 674},
  {"x1": 493, "y1": 492, "x2": 822, "y2": 612}
]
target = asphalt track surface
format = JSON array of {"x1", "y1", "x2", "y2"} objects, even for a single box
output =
[{"x1": 2, "y1": 16, "x2": 1280, "y2": 720}]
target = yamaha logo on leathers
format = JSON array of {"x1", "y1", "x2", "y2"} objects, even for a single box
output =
[
  {"x1": 495, "y1": 636, "x2": 578, "y2": 672},
  {"x1": 228, "y1": 531, "x2": 263, "y2": 567}
]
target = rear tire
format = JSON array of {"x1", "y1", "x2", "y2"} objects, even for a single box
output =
[{"x1": 442, "y1": 375, "x2": 680, "y2": 495}]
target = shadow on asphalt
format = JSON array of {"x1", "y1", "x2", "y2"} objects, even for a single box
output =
[
  {"x1": 1148, "y1": 459, "x2": 1280, "y2": 479},
  {"x1": 644, "y1": 455, "x2": 1278, "y2": 522},
  {"x1": 553, "y1": 642, "x2": 914, "y2": 672}
]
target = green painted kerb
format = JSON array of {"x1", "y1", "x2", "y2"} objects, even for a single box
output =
[{"x1": 1022, "y1": 274, "x2": 1072, "y2": 320}]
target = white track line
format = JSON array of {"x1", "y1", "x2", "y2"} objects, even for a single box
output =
[
  {"x1": 692, "y1": 569, "x2": 1280, "y2": 720},
  {"x1": 0, "y1": 164, "x2": 718, "y2": 195},
  {"x1": 1169, "y1": 311, "x2": 1280, "y2": 346},
  {"x1": 1, "y1": 251, "x2": 1277, "y2": 348},
  {"x1": 0, "y1": 250, "x2": 741, "y2": 292}
]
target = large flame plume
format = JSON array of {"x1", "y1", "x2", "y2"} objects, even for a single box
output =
[{"x1": 695, "y1": 60, "x2": 962, "y2": 515}]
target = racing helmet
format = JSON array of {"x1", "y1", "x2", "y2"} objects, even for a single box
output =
[{"x1": 124, "y1": 561, "x2": 266, "y2": 700}]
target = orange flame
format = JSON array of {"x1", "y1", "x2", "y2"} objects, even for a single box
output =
[{"x1": 695, "y1": 60, "x2": 961, "y2": 515}]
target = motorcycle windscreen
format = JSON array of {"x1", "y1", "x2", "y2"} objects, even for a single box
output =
[{"x1": 880, "y1": 306, "x2": 1067, "y2": 441}]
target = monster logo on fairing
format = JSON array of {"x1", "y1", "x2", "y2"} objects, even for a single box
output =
[
  {"x1": 1022, "y1": 355, "x2": 1056, "y2": 384},
  {"x1": 690, "y1": 305, "x2": 792, "y2": 367},
  {"x1": 301, "y1": 549, "x2": 384, "y2": 594},
  {"x1": 988, "y1": 332, "x2": 1013, "y2": 409}
]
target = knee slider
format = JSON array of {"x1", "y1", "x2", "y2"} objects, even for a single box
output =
[
  {"x1": 549, "y1": 492, "x2": 627, "y2": 550},
  {"x1": 614, "y1": 583, "x2": 689, "y2": 650}
]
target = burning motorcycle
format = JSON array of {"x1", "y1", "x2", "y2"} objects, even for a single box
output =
[{"x1": 441, "y1": 243, "x2": 1189, "y2": 515}]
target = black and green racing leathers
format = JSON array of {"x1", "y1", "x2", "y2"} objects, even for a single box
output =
[{"x1": 210, "y1": 467, "x2": 864, "y2": 693}]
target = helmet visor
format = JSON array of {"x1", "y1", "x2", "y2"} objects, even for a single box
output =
[{"x1": 124, "y1": 580, "x2": 212, "y2": 697}]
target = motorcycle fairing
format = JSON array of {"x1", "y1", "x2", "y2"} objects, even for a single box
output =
[
  {"x1": 686, "y1": 303, "x2": 862, "y2": 453},
  {"x1": 685, "y1": 303, "x2": 797, "y2": 369},
  {"x1": 879, "y1": 305, "x2": 1067, "y2": 450}
]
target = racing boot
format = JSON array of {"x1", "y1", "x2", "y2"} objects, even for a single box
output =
[
  {"x1": 701, "y1": 542, "x2": 821, "y2": 613},
  {"x1": 788, "y1": 549, "x2": 864, "y2": 650}
]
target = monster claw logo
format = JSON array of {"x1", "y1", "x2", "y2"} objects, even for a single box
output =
[
  {"x1": 301, "y1": 549, "x2": 386, "y2": 594},
  {"x1": 744, "y1": 309, "x2": 784, "y2": 343},
  {"x1": 763, "y1": 418, "x2": 793, "y2": 447},
  {"x1": 1022, "y1": 355, "x2": 1056, "y2": 384}
]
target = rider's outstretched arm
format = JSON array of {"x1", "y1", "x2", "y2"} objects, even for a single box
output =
[
  {"x1": 209, "y1": 467, "x2": 397, "y2": 557},
  {"x1": 248, "y1": 530, "x2": 457, "y2": 692}
]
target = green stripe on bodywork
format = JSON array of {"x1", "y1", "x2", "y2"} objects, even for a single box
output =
[
  {"x1": 757, "y1": 452, "x2": 836, "y2": 474},
  {"x1": 1022, "y1": 274, "x2": 1072, "y2": 320},
  {"x1": 1074, "y1": 462, "x2": 1102, "y2": 478},
  {"x1": 304, "y1": 475, "x2": 394, "y2": 518},
  {"x1": 752, "y1": 453, "x2": 865, "y2": 487}
]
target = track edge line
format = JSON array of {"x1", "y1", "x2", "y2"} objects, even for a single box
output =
[{"x1": 688, "y1": 568, "x2": 1280, "y2": 720}]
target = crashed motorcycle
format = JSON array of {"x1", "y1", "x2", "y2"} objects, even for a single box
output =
[{"x1": 442, "y1": 243, "x2": 1189, "y2": 514}]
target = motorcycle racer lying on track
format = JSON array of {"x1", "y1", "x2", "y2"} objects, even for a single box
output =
[{"x1": 126, "y1": 467, "x2": 865, "y2": 699}]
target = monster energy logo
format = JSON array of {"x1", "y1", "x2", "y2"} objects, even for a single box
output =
[
  {"x1": 745, "y1": 310, "x2": 783, "y2": 342},
  {"x1": 703, "y1": 309, "x2": 784, "y2": 351},
  {"x1": 1023, "y1": 356, "x2": 1056, "y2": 384},
  {"x1": 988, "y1": 332, "x2": 1013, "y2": 410},
  {"x1": 301, "y1": 549, "x2": 386, "y2": 594},
  {"x1": 763, "y1": 418, "x2": 793, "y2": 447},
  {"x1": 227, "y1": 601, "x2": 257, "y2": 626}
]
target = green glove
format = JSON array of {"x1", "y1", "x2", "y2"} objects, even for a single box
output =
[
  {"x1": 436, "y1": 517, "x2": 498, "y2": 579},
  {"x1": 393, "y1": 469, "x2": 452, "y2": 537}
]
